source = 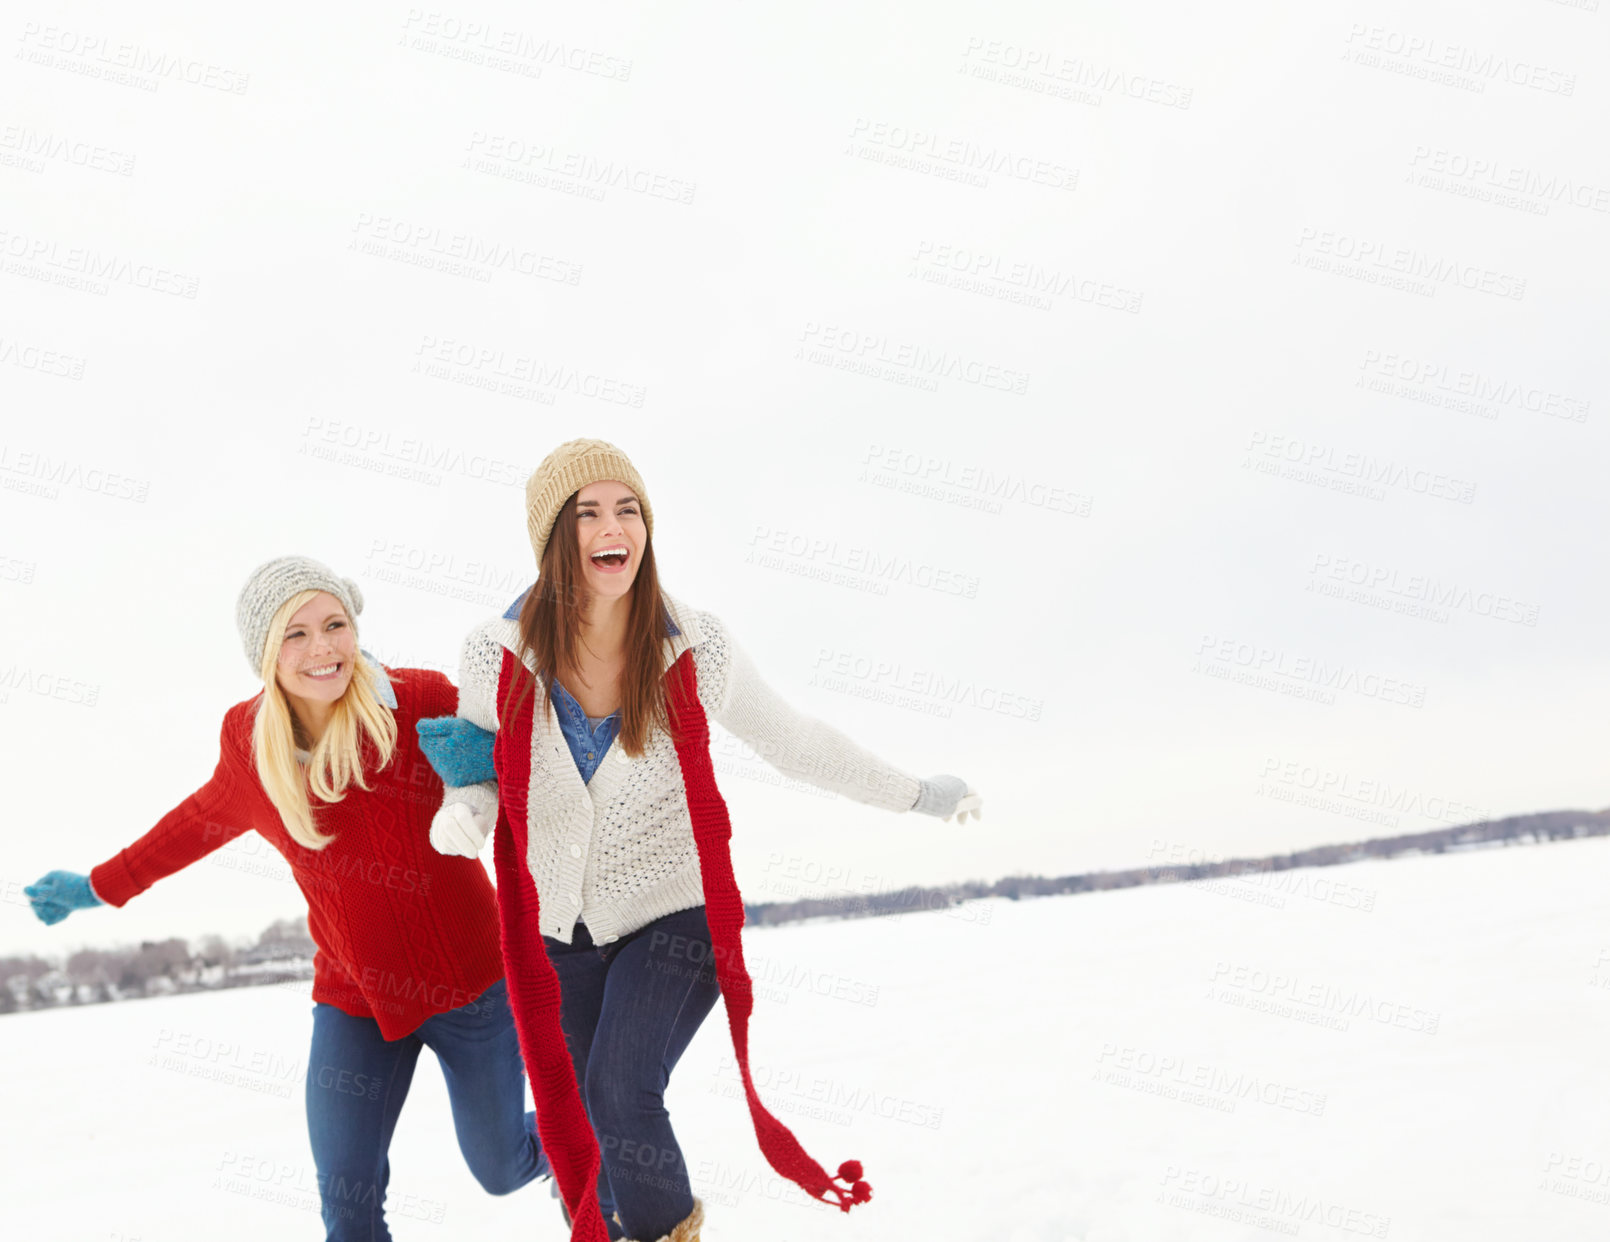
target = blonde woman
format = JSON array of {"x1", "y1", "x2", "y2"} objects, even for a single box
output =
[
  {"x1": 24, "y1": 556, "x2": 549, "y2": 1241},
  {"x1": 420, "y1": 440, "x2": 983, "y2": 1242}
]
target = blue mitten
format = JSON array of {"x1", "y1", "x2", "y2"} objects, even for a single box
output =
[
  {"x1": 24, "y1": 870, "x2": 103, "y2": 926},
  {"x1": 417, "y1": 715, "x2": 498, "y2": 786}
]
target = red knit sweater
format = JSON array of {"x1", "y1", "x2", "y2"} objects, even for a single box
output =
[{"x1": 90, "y1": 668, "x2": 504, "y2": 1040}]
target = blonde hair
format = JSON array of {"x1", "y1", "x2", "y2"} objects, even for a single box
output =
[{"x1": 251, "y1": 589, "x2": 398, "y2": 850}]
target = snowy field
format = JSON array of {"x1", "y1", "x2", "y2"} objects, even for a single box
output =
[{"x1": 5, "y1": 835, "x2": 1609, "y2": 1242}]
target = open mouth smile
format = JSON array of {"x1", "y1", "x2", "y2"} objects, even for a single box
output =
[{"x1": 589, "y1": 546, "x2": 631, "y2": 572}]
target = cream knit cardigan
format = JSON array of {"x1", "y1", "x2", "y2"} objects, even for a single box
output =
[{"x1": 445, "y1": 591, "x2": 923, "y2": 944}]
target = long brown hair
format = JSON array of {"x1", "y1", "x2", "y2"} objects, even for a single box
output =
[{"x1": 500, "y1": 492, "x2": 675, "y2": 756}]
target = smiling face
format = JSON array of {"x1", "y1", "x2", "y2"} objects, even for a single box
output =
[
  {"x1": 574, "y1": 478, "x2": 647, "y2": 602},
  {"x1": 274, "y1": 591, "x2": 357, "y2": 709}
]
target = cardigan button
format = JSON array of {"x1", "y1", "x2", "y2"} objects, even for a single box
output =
[{"x1": 569, "y1": 843, "x2": 582, "y2": 858}]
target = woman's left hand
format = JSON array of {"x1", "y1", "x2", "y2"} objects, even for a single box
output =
[
  {"x1": 914, "y1": 775, "x2": 982, "y2": 822},
  {"x1": 417, "y1": 715, "x2": 498, "y2": 786},
  {"x1": 24, "y1": 870, "x2": 103, "y2": 925},
  {"x1": 944, "y1": 788, "x2": 983, "y2": 825}
]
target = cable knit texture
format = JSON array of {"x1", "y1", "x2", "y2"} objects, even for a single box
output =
[
  {"x1": 454, "y1": 590, "x2": 923, "y2": 944},
  {"x1": 90, "y1": 669, "x2": 504, "y2": 1040}
]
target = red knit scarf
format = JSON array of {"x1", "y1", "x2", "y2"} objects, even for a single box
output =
[{"x1": 492, "y1": 647, "x2": 872, "y2": 1241}]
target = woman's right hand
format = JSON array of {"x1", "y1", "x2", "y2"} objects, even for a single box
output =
[
  {"x1": 430, "y1": 804, "x2": 488, "y2": 857},
  {"x1": 24, "y1": 871, "x2": 103, "y2": 925},
  {"x1": 430, "y1": 785, "x2": 498, "y2": 858}
]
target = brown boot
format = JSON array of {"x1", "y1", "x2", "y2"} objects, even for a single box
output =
[{"x1": 623, "y1": 1196, "x2": 704, "y2": 1242}]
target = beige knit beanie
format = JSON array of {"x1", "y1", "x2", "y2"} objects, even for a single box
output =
[{"x1": 524, "y1": 438, "x2": 654, "y2": 566}]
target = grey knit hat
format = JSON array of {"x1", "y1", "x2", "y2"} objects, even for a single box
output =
[{"x1": 236, "y1": 555, "x2": 365, "y2": 675}]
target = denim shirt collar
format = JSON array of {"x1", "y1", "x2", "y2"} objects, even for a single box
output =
[
  {"x1": 358, "y1": 647, "x2": 397, "y2": 708},
  {"x1": 491, "y1": 587, "x2": 700, "y2": 785},
  {"x1": 501, "y1": 583, "x2": 686, "y2": 783},
  {"x1": 548, "y1": 678, "x2": 621, "y2": 765}
]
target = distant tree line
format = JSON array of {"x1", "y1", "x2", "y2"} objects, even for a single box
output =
[
  {"x1": 742, "y1": 807, "x2": 1610, "y2": 925},
  {"x1": 1, "y1": 916, "x2": 314, "y2": 1016},
  {"x1": 6, "y1": 808, "x2": 1607, "y2": 1014}
]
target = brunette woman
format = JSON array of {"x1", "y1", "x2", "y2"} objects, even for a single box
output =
[{"x1": 423, "y1": 440, "x2": 983, "y2": 1242}]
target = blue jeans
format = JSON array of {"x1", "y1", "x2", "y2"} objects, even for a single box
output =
[
  {"x1": 305, "y1": 978, "x2": 547, "y2": 1240},
  {"x1": 546, "y1": 905, "x2": 723, "y2": 1241}
]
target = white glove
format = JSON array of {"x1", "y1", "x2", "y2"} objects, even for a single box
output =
[
  {"x1": 944, "y1": 787, "x2": 983, "y2": 825},
  {"x1": 430, "y1": 783, "x2": 497, "y2": 857},
  {"x1": 430, "y1": 803, "x2": 489, "y2": 857}
]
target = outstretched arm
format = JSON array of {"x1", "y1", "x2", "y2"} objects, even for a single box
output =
[
  {"x1": 30, "y1": 712, "x2": 256, "y2": 923},
  {"x1": 699, "y1": 613, "x2": 979, "y2": 818}
]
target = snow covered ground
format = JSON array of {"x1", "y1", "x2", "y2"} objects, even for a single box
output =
[{"x1": 5, "y1": 835, "x2": 1609, "y2": 1241}]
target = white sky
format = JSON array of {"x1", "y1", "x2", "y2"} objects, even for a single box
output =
[{"x1": 2, "y1": 0, "x2": 1607, "y2": 955}]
